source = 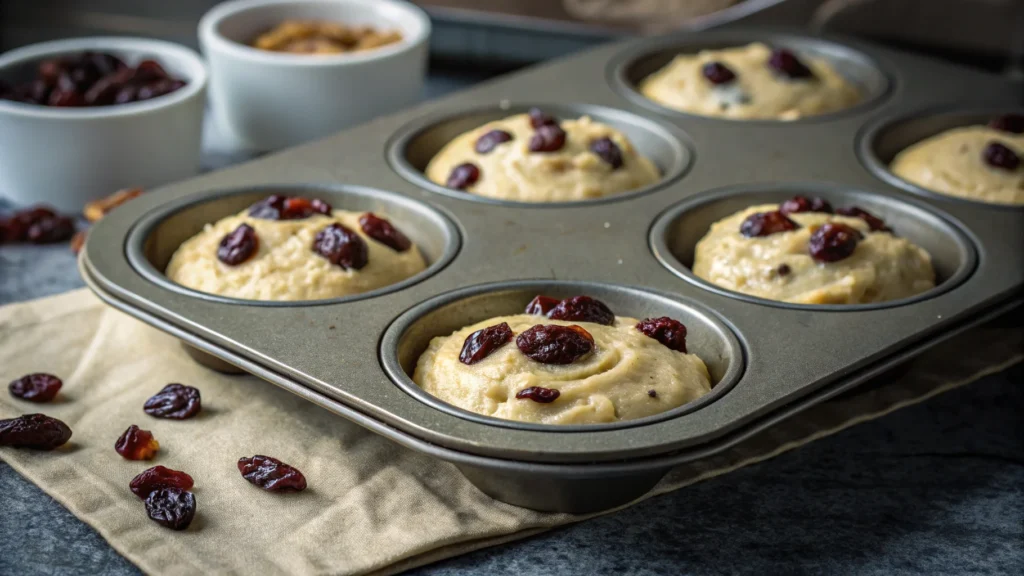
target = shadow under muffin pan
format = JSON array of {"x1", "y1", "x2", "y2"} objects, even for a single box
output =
[
  {"x1": 650, "y1": 182, "x2": 978, "y2": 310},
  {"x1": 386, "y1": 102, "x2": 693, "y2": 206},
  {"x1": 79, "y1": 27, "x2": 1024, "y2": 513},
  {"x1": 609, "y1": 30, "x2": 892, "y2": 122},
  {"x1": 859, "y1": 106, "x2": 1024, "y2": 209}
]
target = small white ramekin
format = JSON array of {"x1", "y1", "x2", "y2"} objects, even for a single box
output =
[
  {"x1": 0, "y1": 37, "x2": 208, "y2": 212},
  {"x1": 198, "y1": 0, "x2": 431, "y2": 152}
]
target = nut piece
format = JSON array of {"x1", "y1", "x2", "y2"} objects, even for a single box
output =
[{"x1": 84, "y1": 188, "x2": 143, "y2": 222}]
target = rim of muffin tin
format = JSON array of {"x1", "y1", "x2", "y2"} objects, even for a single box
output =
[
  {"x1": 379, "y1": 280, "x2": 747, "y2": 432},
  {"x1": 649, "y1": 182, "x2": 980, "y2": 311},
  {"x1": 385, "y1": 101, "x2": 695, "y2": 207},
  {"x1": 607, "y1": 30, "x2": 893, "y2": 124},
  {"x1": 125, "y1": 184, "x2": 462, "y2": 307},
  {"x1": 858, "y1": 105, "x2": 1024, "y2": 210}
]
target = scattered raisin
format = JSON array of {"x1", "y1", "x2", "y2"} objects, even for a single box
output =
[
  {"x1": 238, "y1": 455, "x2": 307, "y2": 492},
  {"x1": 145, "y1": 487, "x2": 196, "y2": 531},
  {"x1": 525, "y1": 295, "x2": 560, "y2": 316},
  {"x1": 8, "y1": 373, "x2": 62, "y2": 402},
  {"x1": 217, "y1": 224, "x2": 259, "y2": 266},
  {"x1": 248, "y1": 195, "x2": 331, "y2": 220},
  {"x1": 528, "y1": 107, "x2": 557, "y2": 128},
  {"x1": 702, "y1": 61, "x2": 737, "y2": 85},
  {"x1": 635, "y1": 317, "x2": 688, "y2": 353},
  {"x1": 648, "y1": 390, "x2": 657, "y2": 398},
  {"x1": 27, "y1": 215, "x2": 75, "y2": 244},
  {"x1": 515, "y1": 386, "x2": 560, "y2": 403},
  {"x1": 528, "y1": 124, "x2": 567, "y2": 153},
  {"x1": 130, "y1": 466, "x2": 194, "y2": 499},
  {"x1": 358, "y1": 212, "x2": 411, "y2": 252},
  {"x1": 474, "y1": 129, "x2": 513, "y2": 154},
  {"x1": 0, "y1": 414, "x2": 72, "y2": 450},
  {"x1": 988, "y1": 114, "x2": 1024, "y2": 134},
  {"x1": 768, "y1": 48, "x2": 814, "y2": 79},
  {"x1": 459, "y1": 322, "x2": 514, "y2": 365},
  {"x1": 3, "y1": 207, "x2": 75, "y2": 245},
  {"x1": 115, "y1": 424, "x2": 159, "y2": 460},
  {"x1": 312, "y1": 223, "x2": 368, "y2": 270},
  {"x1": 809, "y1": 222, "x2": 862, "y2": 263},
  {"x1": 740, "y1": 211, "x2": 799, "y2": 237},
  {"x1": 516, "y1": 324, "x2": 594, "y2": 365},
  {"x1": 446, "y1": 163, "x2": 480, "y2": 190},
  {"x1": 547, "y1": 296, "x2": 615, "y2": 326},
  {"x1": 143, "y1": 384, "x2": 201, "y2": 420},
  {"x1": 835, "y1": 206, "x2": 891, "y2": 232},
  {"x1": 982, "y1": 141, "x2": 1020, "y2": 171},
  {"x1": 777, "y1": 264, "x2": 792, "y2": 276},
  {"x1": 589, "y1": 137, "x2": 624, "y2": 169},
  {"x1": 779, "y1": 195, "x2": 833, "y2": 215}
]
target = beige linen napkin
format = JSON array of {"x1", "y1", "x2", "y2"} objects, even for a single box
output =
[{"x1": 1, "y1": 289, "x2": 1021, "y2": 576}]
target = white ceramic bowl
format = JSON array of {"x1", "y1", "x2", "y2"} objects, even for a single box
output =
[
  {"x1": 0, "y1": 37, "x2": 207, "y2": 212},
  {"x1": 199, "y1": 0, "x2": 431, "y2": 152}
]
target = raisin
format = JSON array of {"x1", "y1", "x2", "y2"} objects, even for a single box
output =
[
  {"x1": 525, "y1": 295, "x2": 560, "y2": 315},
  {"x1": 777, "y1": 263, "x2": 792, "y2": 276},
  {"x1": 145, "y1": 488, "x2": 196, "y2": 531},
  {"x1": 135, "y1": 59, "x2": 169, "y2": 82},
  {"x1": 459, "y1": 322, "x2": 514, "y2": 365},
  {"x1": 835, "y1": 206, "x2": 891, "y2": 232},
  {"x1": 982, "y1": 141, "x2": 1020, "y2": 171},
  {"x1": 528, "y1": 124, "x2": 567, "y2": 153},
  {"x1": 312, "y1": 223, "x2": 368, "y2": 270},
  {"x1": 702, "y1": 61, "x2": 736, "y2": 85},
  {"x1": 115, "y1": 424, "x2": 159, "y2": 460},
  {"x1": 238, "y1": 455, "x2": 307, "y2": 492},
  {"x1": 779, "y1": 195, "x2": 833, "y2": 215},
  {"x1": 589, "y1": 137, "x2": 623, "y2": 169},
  {"x1": 143, "y1": 383, "x2": 201, "y2": 420},
  {"x1": 248, "y1": 195, "x2": 331, "y2": 220},
  {"x1": 217, "y1": 223, "x2": 259, "y2": 266},
  {"x1": 0, "y1": 414, "x2": 72, "y2": 450},
  {"x1": 989, "y1": 114, "x2": 1024, "y2": 134},
  {"x1": 768, "y1": 48, "x2": 814, "y2": 79},
  {"x1": 474, "y1": 129, "x2": 513, "y2": 154},
  {"x1": 740, "y1": 211, "x2": 799, "y2": 237},
  {"x1": 27, "y1": 215, "x2": 75, "y2": 244},
  {"x1": 547, "y1": 295, "x2": 615, "y2": 326},
  {"x1": 8, "y1": 373, "x2": 62, "y2": 402},
  {"x1": 515, "y1": 386, "x2": 560, "y2": 403},
  {"x1": 446, "y1": 163, "x2": 480, "y2": 190},
  {"x1": 528, "y1": 107, "x2": 557, "y2": 128},
  {"x1": 635, "y1": 317, "x2": 688, "y2": 353},
  {"x1": 648, "y1": 390, "x2": 657, "y2": 398},
  {"x1": 516, "y1": 324, "x2": 594, "y2": 365},
  {"x1": 809, "y1": 222, "x2": 862, "y2": 263},
  {"x1": 130, "y1": 466, "x2": 194, "y2": 499},
  {"x1": 358, "y1": 212, "x2": 411, "y2": 252}
]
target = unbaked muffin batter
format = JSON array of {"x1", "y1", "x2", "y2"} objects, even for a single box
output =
[{"x1": 639, "y1": 42, "x2": 862, "y2": 120}]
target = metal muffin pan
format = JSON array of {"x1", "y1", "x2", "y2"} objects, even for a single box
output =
[{"x1": 81, "y1": 28, "x2": 1024, "y2": 512}]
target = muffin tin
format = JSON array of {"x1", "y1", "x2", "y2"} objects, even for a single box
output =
[{"x1": 80, "y1": 28, "x2": 1024, "y2": 513}]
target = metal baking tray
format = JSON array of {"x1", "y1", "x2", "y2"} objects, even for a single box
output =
[{"x1": 79, "y1": 28, "x2": 1024, "y2": 512}]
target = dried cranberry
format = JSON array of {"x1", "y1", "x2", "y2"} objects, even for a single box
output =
[
  {"x1": 809, "y1": 223, "x2": 862, "y2": 263},
  {"x1": 135, "y1": 59, "x2": 169, "y2": 82},
  {"x1": 130, "y1": 466, "x2": 194, "y2": 499},
  {"x1": 528, "y1": 107, "x2": 557, "y2": 128},
  {"x1": 590, "y1": 137, "x2": 623, "y2": 169},
  {"x1": 248, "y1": 195, "x2": 286, "y2": 219},
  {"x1": 515, "y1": 386, "x2": 560, "y2": 403},
  {"x1": 312, "y1": 223, "x2": 368, "y2": 270},
  {"x1": 115, "y1": 424, "x2": 159, "y2": 460},
  {"x1": 248, "y1": 195, "x2": 331, "y2": 220},
  {"x1": 145, "y1": 488, "x2": 195, "y2": 531},
  {"x1": 459, "y1": 322, "x2": 514, "y2": 365},
  {"x1": 217, "y1": 224, "x2": 259, "y2": 266},
  {"x1": 474, "y1": 129, "x2": 513, "y2": 154},
  {"x1": 446, "y1": 163, "x2": 480, "y2": 190},
  {"x1": 137, "y1": 78, "x2": 185, "y2": 101},
  {"x1": 114, "y1": 84, "x2": 139, "y2": 104},
  {"x1": 702, "y1": 61, "x2": 737, "y2": 85},
  {"x1": 26, "y1": 215, "x2": 75, "y2": 244},
  {"x1": 8, "y1": 373, "x2": 62, "y2": 402},
  {"x1": 740, "y1": 211, "x2": 799, "y2": 238},
  {"x1": 525, "y1": 295, "x2": 560, "y2": 316},
  {"x1": 143, "y1": 383, "x2": 201, "y2": 420},
  {"x1": 635, "y1": 317, "x2": 688, "y2": 353},
  {"x1": 359, "y1": 212, "x2": 411, "y2": 252},
  {"x1": 38, "y1": 59, "x2": 65, "y2": 83},
  {"x1": 988, "y1": 114, "x2": 1024, "y2": 134},
  {"x1": 982, "y1": 141, "x2": 1020, "y2": 171},
  {"x1": 48, "y1": 89, "x2": 85, "y2": 107},
  {"x1": 768, "y1": 48, "x2": 814, "y2": 79},
  {"x1": 0, "y1": 414, "x2": 72, "y2": 450},
  {"x1": 238, "y1": 455, "x2": 307, "y2": 492},
  {"x1": 88, "y1": 52, "x2": 126, "y2": 76},
  {"x1": 547, "y1": 296, "x2": 615, "y2": 326},
  {"x1": 779, "y1": 195, "x2": 833, "y2": 215},
  {"x1": 83, "y1": 75, "x2": 121, "y2": 106},
  {"x1": 835, "y1": 206, "x2": 891, "y2": 232},
  {"x1": 516, "y1": 324, "x2": 594, "y2": 365},
  {"x1": 528, "y1": 124, "x2": 567, "y2": 153}
]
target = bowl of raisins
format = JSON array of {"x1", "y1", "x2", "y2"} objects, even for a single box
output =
[{"x1": 0, "y1": 37, "x2": 208, "y2": 212}]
